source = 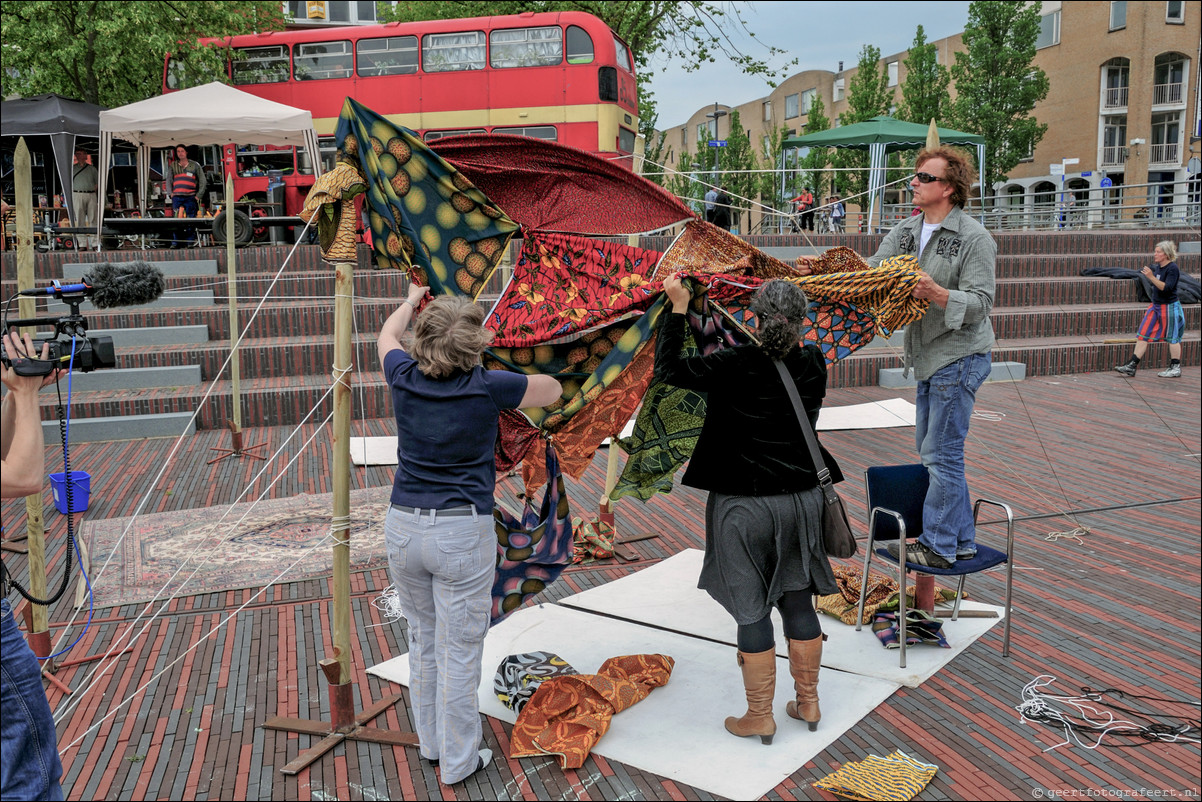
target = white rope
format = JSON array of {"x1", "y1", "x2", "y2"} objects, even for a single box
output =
[{"x1": 367, "y1": 584, "x2": 405, "y2": 627}]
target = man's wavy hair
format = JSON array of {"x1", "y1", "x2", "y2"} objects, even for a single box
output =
[
  {"x1": 750, "y1": 279, "x2": 809, "y2": 359},
  {"x1": 410, "y1": 296, "x2": 492, "y2": 379},
  {"x1": 916, "y1": 146, "x2": 974, "y2": 208}
]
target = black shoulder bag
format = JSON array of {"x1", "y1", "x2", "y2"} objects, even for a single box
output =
[{"x1": 772, "y1": 359, "x2": 858, "y2": 559}]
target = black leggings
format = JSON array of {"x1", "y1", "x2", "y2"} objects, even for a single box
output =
[{"x1": 736, "y1": 589, "x2": 822, "y2": 653}]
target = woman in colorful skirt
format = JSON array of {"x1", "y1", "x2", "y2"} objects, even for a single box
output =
[{"x1": 1114, "y1": 240, "x2": 1184, "y2": 378}]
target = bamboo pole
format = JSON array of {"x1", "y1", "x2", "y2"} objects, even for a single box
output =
[
  {"x1": 330, "y1": 260, "x2": 354, "y2": 698},
  {"x1": 14, "y1": 139, "x2": 51, "y2": 641},
  {"x1": 226, "y1": 174, "x2": 242, "y2": 434}
]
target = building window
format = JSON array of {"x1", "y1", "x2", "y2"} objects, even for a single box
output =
[
  {"x1": 1166, "y1": 0, "x2": 1185, "y2": 23},
  {"x1": 801, "y1": 88, "x2": 816, "y2": 115},
  {"x1": 1109, "y1": 1, "x2": 1126, "y2": 30},
  {"x1": 785, "y1": 93, "x2": 799, "y2": 119},
  {"x1": 1103, "y1": 58, "x2": 1130, "y2": 108},
  {"x1": 1101, "y1": 115, "x2": 1127, "y2": 166},
  {"x1": 490, "y1": 26, "x2": 563, "y2": 68},
  {"x1": 887, "y1": 61, "x2": 899, "y2": 87},
  {"x1": 1036, "y1": 11, "x2": 1061, "y2": 48},
  {"x1": 833, "y1": 78, "x2": 844, "y2": 103},
  {"x1": 1150, "y1": 112, "x2": 1181, "y2": 164},
  {"x1": 763, "y1": 101, "x2": 772, "y2": 122},
  {"x1": 681, "y1": 127, "x2": 688, "y2": 149},
  {"x1": 697, "y1": 123, "x2": 708, "y2": 143},
  {"x1": 1153, "y1": 54, "x2": 1186, "y2": 104}
]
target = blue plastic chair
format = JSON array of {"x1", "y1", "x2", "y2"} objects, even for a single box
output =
[{"x1": 854, "y1": 464, "x2": 1014, "y2": 668}]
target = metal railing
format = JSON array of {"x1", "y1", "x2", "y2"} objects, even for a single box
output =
[
  {"x1": 1103, "y1": 86, "x2": 1129, "y2": 108},
  {"x1": 1152, "y1": 82, "x2": 1184, "y2": 105},
  {"x1": 1149, "y1": 142, "x2": 1179, "y2": 165},
  {"x1": 1101, "y1": 146, "x2": 1128, "y2": 166}
]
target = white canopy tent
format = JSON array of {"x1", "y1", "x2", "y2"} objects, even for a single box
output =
[{"x1": 96, "y1": 82, "x2": 323, "y2": 238}]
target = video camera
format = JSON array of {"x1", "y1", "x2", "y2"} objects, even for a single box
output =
[{"x1": 1, "y1": 261, "x2": 164, "y2": 377}]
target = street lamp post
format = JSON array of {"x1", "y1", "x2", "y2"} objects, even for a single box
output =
[{"x1": 706, "y1": 102, "x2": 727, "y2": 182}]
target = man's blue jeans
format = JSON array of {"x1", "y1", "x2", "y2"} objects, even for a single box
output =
[
  {"x1": 1, "y1": 599, "x2": 64, "y2": 801},
  {"x1": 914, "y1": 352, "x2": 991, "y2": 562},
  {"x1": 171, "y1": 194, "x2": 199, "y2": 246}
]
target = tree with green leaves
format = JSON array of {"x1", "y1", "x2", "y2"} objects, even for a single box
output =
[
  {"x1": 665, "y1": 146, "x2": 699, "y2": 214},
  {"x1": 896, "y1": 25, "x2": 950, "y2": 127},
  {"x1": 798, "y1": 92, "x2": 832, "y2": 202},
  {"x1": 0, "y1": 1, "x2": 287, "y2": 107},
  {"x1": 949, "y1": 0, "x2": 1049, "y2": 189},
  {"x1": 378, "y1": 2, "x2": 796, "y2": 163},
  {"x1": 756, "y1": 125, "x2": 793, "y2": 233},
  {"x1": 721, "y1": 109, "x2": 756, "y2": 232},
  {"x1": 831, "y1": 44, "x2": 894, "y2": 203}
]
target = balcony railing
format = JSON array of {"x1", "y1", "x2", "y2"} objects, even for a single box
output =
[
  {"x1": 1152, "y1": 82, "x2": 1184, "y2": 105},
  {"x1": 1150, "y1": 142, "x2": 1179, "y2": 165},
  {"x1": 1103, "y1": 86, "x2": 1129, "y2": 108},
  {"x1": 1101, "y1": 145, "x2": 1127, "y2": 166}
]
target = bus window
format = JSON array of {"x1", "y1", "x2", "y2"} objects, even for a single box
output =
[
  {"x1": 233, "y1": 45, "x2": 290, "y2": 84},
  {"x1": 318, "y1": 137, "x2": 338, "y2": 172},
  {"x1": 618, "y1": 127, "x2": 636, "y2": 154},
  {"x1": 422, "y1": 31, "x2": 485, "y2": 72},
  {"x1": 566, "y1": 26, "x2": 594, "y2": 64},
  {"x1": 490, "y1": 26, "x2": 562, "y2": 68},
  {"x1": 237, "y1": 145, "x2": 295, "y2": 177},
  {"x1": 423, "y1": 129, "x2": 487, "y2": 142},
  {"x1": 357, "y1": 35, "x2": 418, "y2": 77},
  {"x1": 295, "y1": 40, "x2": 352, "y2": 80},
  {"x1": 165, "y1": 56, "x2": 189, "y2": 90},
  {"x1": 493, "y1": 126, "x2": 558, "y2": 141},
  {"x1": 613, "y1": 36, "x2": 632, "y2": 72}
]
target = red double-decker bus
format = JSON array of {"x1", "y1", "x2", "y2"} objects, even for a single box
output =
[{"x1": 164, "y1": 10, "x2": 639, "y2": 228}]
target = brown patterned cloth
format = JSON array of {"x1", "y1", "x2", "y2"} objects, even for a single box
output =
[
  {"x1": 299, "y1": 160, "x2": 366, "y2": 263},
  {"x1": 508, "y1": 653, "x2": 674, "y2": 768},
  {"x1": 654, "y1": 219, "x2": 799, "y2": 281},
  {"x1": 793, "y1": 254, "x2": 928, "y2": 334},
  {"x1": 816, "y1": 563, "x2": 957, "y2": 626}
]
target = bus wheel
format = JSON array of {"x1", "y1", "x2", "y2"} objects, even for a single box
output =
[{"x1": 212, "y1": 209, "x2": 253, "y2": 246}]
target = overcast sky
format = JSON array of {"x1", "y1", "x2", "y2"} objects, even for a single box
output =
[{"x1": 645, "y1": 1, "x2": 974, "y2": 126}]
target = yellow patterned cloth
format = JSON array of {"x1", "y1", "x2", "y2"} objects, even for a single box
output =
[
  {"x1": 793, "y1": 253, "x2": 928, "y2": 335},
  {"x1": 299, "y1": 160, "x2": 366, "y2": 263},
  {"x1": 814, "y1": 750, "x2": 938, "y2": 801}
]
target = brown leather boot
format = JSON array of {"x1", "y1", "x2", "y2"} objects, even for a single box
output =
[
  {"x1": 724, "y1": 648, "x2": 777, "y2": 744},
  {"x1": 785, "y1": 635, "x2": 823, "y2": 731}
]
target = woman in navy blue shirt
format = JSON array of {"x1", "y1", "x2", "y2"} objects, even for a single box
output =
[
  {"x1": 1115, "y1": 240, "x2": 1184, "y2": 378},
  {"x1": 376, "y1": 284, "x2": 560, "y2": 784}
]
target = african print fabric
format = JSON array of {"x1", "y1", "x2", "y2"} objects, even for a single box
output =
[
  {"x1": 492, "y1": 440, "x2": 573, "y2": 623},
  {"x1": 430, "y1": 134, "x2": 693, "y2": 235},
  {"x1": 508, "y1": 653, "x2": 674, "y2": 769},
  {"x1": 298, "y1": 160, "x2": 366, "y2": 263},
  {"x1": 571, "y1": 516, "x2": 616, "y2": 563},
  {"x1": 793, "y1": 253, "x2": 928, "y2": 336},
  {"x1": 335, "y1": 98, "x2": 518, "y2": 297},
  {"x1": 814, "y1": 750, "x2": 939, "y2": 801},
  {"x1": 494, "y1": 652, "x2": 578, "y2": 715},
  {"x1": 488, "y1": 231, "x2": 661, "y2": 347}
]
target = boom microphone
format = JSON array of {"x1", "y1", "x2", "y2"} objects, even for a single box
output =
[{"x1": 18, "y1": 261, "x2": 165, "y2": 309}]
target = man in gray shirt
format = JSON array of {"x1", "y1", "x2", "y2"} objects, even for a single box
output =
[
  {"x1": 801, "y1": 146, "x2": 996, "y2": 569},
  {"x1": 71, "y1": 148, "x2": 99, "y2": 249}
]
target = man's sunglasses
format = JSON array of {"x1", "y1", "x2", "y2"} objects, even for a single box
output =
[{"x1": 913, "y1": 171, "x2": 946, "y2": 184}]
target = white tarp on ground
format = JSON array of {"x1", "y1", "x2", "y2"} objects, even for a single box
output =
[{"x1": 96, "y1": 82, "x2": 322, "y2": 233}]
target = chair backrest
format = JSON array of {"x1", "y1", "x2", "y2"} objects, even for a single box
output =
[{"x1": 864, "y1": 464, "x2": 929, "y2": 542}]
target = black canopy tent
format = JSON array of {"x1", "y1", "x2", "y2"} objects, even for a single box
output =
[{"x1": 0, "y1": 94, "x2": 105, "y2": 223}]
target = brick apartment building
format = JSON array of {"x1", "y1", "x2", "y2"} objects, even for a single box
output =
[{"x1": 662, "y1": 0, "x2": 1200, "y2": 232}]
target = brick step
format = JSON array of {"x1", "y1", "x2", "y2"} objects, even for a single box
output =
[
  {"x1": 829, "y1": 332, "x2": 1199, "y2": 389},
  {"x1": 41, "y1": 331, "x2": 1199, "y2": 427},
  {"x1": 106, "y1": 334, "x2": 382, "y2": 382},
  {"x1": 991, "y1": 303, "x2": 1201, "y2": 339}
]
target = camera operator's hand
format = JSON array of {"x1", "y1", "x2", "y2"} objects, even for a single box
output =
[{"x1": 1, "y1": 331, "x2": 61, "y2": 498}]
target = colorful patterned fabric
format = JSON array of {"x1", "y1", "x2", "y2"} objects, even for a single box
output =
[
  {"x1": 872, "y1": 611, "x2": 951, "y2": 649},
  {"x1": 571, "y1": 516, "x2": 616, "y2": 563},
  {"x1": 335, "y1": 98, "x2": 519, "y2": 297},
  {"x1": 494, "y1": 652, "x2": 578, "y2": 714},
  {"x1": 430, "y1": 134, "x2": 694, "y2": 235},
  {"x1": 793, "y1": 254, "x2": 928, "y2": 335},
  {"x1": 509, "y1": 654, "x2": 675, "y2": 768},
  {"x1": 495, "y1": 410, "x2": 542, "y2": 473},
  {"x1": 488, "y1": 230, "x2": 661, "y2": 347},
  {"x1": 814, "y1": 750, "x2": 939, "y2": 801},
  {"x1": 653, "y1": 219, "x2": 798, "y2": 281},
  {"x1": 298, "y1": 160, "x2": 366, "y2": 263},
  {"x1": 816, "y1": 564, "x2": 901, "y2": 626},
  {"x1": 492, "y1": 440, "x2": 573, "y2": 623}
]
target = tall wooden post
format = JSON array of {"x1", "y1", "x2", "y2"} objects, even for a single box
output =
[
  {"x1": 14, "y1": 139, "x2": 53, "y2": 656},
  {"x1": 328, "y1": 258, "x2": 354, "y2": 729}
]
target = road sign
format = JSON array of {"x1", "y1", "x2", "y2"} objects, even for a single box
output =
[
  {"x1": 1100, "y1": 177, "x2": 1113, "y2": 188},
  {"x1": 708, "y1": 140, "x2": 727, "y2": 147},
  {"x1": 1049, "y1": 164, "x2": 1065, "y2": 175},
  {"x1": 1081, "y1": 171, "x2": 1092, "y2": 177},
  {"x1": 1063, "y1": 158, "x2": 1080, "y2": 165}
]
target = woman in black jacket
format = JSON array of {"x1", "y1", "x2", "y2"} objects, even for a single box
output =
[{"x1": 657, "y1": 275, "x2": 841, "y2": 744}]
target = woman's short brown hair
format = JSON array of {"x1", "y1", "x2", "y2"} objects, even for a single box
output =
[
  {"x1": 916, "y1": 146, "x2": 974, "y2": 208},
  {"x1": 410, "y1": 296, "x2": 492, "y2": 378}
]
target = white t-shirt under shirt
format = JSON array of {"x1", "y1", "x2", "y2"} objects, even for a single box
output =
[{"x1": 919, "y1": 221, "x2": 941, "y2": 257}]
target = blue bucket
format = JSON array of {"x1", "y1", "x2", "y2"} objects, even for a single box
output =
[{"x1": 49, "y1": 471, "x2": 91, "y2": 514}]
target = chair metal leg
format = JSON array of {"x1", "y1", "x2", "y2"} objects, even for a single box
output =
[{"x1": 974, "y1": 497, "x2": 1015, "y2": 658}]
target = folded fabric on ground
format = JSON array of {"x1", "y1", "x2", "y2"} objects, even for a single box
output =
[
  {"x1": 816, "y1": 564, "x2": 958, "y2": 626},
  {"x1": 814, "y1": 750, "x2": 939, "y2": 801},
  {"x1": 508, "y1": 653, "x2": 674, "y2": 769},
  {"x1": 872, "y1": 611, "x2": 951, "y2": 649}
]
